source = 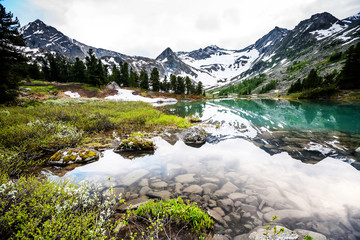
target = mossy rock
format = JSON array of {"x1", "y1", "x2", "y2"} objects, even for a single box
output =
[
  {"x1": 49, "y1": 148, "x2": 100, "y2": 166},
  {"x1": 114, "y1": 136, "x2": 155, "y2": 153},
  {"x1": 181, "y1": 127, "x2": 207, "y2": 146}
]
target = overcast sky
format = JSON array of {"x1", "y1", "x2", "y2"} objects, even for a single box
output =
[{"x1": 3, "y1": 0, "x2": 360, "y2": 58}]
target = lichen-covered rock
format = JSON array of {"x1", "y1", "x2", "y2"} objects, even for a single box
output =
[
  {"x1": 49, "y1": 148, "x2": 99, "y2": 166},
  {"x1": 181, "y1": 127, "x2": 207, "y2": 145},
  {"x1": 356, "y1": 146, "x2": 360, "y2": 153},
  {"x1": 114, "y1": 135, "x2": 155, "y2": 152}
]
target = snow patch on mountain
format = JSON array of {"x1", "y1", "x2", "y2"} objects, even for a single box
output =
[{"x1": 310, "y1": 22, "x2": 347, "y2": 40}]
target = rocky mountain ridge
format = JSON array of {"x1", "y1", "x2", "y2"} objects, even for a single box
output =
[{"x1": 20, "y1": 11, "x2": 360, "y2": 91}]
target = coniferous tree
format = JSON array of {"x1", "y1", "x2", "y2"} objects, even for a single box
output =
[
  {"x1": 85, "y1": 49, "x2": 99, "y2": 85},
  {"x1": 129, "y1": 68, "x2": 139, "y2": 88},
  {"x1": 170, "y1": 74, "x2": 177, "y2": 92},
  {"x1": 0, "y1": 3, "x2": 26, "y2": 102},
  {"x1": 139, "y1": 69, "x2": 149, "y2": 90},
  {"x1": 70, "y1": 58, "x2": 87, "y2": 83},
  {"x1": 288, "y1": 79, "x2": 302, "y2": 93},
  {"x1": 120, "y1": 62, "x2": 129, "y2": 87},
  {"x1": 150, "y1": 67, "x2": 160, "y2": 91},
  {"x1": 96, "y1": 59, "x2": 108, "y2": 85},
  {"x1": 110, "y1": 65, "x2": 121, "y2": 85},
  {"x1": 175, "y1": 76, "x2": 185, "y2": 94},
  {"x1": 302, "y1": 69, "x2": 321, "y2": 90},
  {"x1": 27, "y1": 62, "x2": 41, "y2": 80},
  {"x1": 196, "y1": 81, "x2": 203, "y2": 95},
  {"x1": 338, "y1": 43, "x2": 360, "y2": 89},
  {"x1": 161, "y1": 76, "x2": 169, "y2": 92},
  {"x1": 185, "y1": 76, "x2": 193, "y2": 95}
]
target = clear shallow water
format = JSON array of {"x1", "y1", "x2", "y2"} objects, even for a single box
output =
[{"x1": 54, "y1": 99, "x2": 360, "y2": 239}]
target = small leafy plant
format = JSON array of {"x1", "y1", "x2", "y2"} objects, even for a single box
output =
[
  {"x1": 115, "y1": 197, "x2": 214, "y2": 239},
  {"x1": 264, "y1": 215, "x2": 285, "y2": 238}
]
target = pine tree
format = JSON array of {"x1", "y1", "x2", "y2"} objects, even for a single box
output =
[
  {"x1": 196, "y1": 81, "x2": 203, "y2": 95},
  {"x1": 170, "y1": 74, "x2": 177, "y2": 92},
  {"x1": 185, "y1": 76, "x2": 193, "y2": 95},
  {"x1": 27, "y1": 62, "x2": 41, "y2": 80},
  {"x1": 129, "y1": 68, "x2": 139, "y2": 87},
  {"x1": 288, "y1": 79, "x2": 302, "y2": 93},
  {"x1": 161, "y1": 76, "x2": 169, "y2": 92},
  {"x1": 85, "y1": 49, "x2": 99, "y2": 85},
  {"x1": 0, "y1": 3, "x2": 26, "y2": 102},
  {"x1": 70, "y1": 58, "x2": 87, "y2": 83},
  {"x1": 339, "y1": 43, "x2": 360, "y2": 89},
  {"x1": 96, "y1": 59, "x2": 107, "y2": 85},
  {"x1": 150, "y1": 67, "x2": 160, "y2": 92},
  {"x1": 302, "y1": 69, "x2": 321, "y2": 89},
  {"x1": 120, "y1": 62, "x2": 129, "y2": 87},
  {"x1": 139, "y1": 69, "x2": 149, "y2": 90},
  {"x1": 110, "y1": 65, "x2": 121, "y2": 85},
  {"x1": 175, "y1": 76, "x2": 185, "y2": 94}
]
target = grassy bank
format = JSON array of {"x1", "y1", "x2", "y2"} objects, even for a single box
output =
[
  {"x1": 0, "y1": 98, "x2": 191, "y2": 177},
  {"x1": 0, "y1": 99, "x2": 216, "y2": 239}
]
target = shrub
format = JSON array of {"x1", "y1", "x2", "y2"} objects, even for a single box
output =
[
  {"x1": 259, "y1": 80, "x2": 278, "y2": 94},
  {"x1": 0, "y1": 176, "x2": 117, "y2": 239},
  {"x1": 116, "y1": 197, "x2": 214, "y2": 239}
]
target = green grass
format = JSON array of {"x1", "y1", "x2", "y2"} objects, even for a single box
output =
[
  {"x1": 20, "y1": 85, "x2": 57, "y2": 93},
  {"x1": 286, "y1": 61, "x2": 309, "y2": 73},
  {"x1": 0, "y1": 99, "x2": 190, "y2": 177}
]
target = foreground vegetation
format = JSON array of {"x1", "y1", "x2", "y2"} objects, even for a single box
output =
[
  {"x1": 0, "y1": 176, "x2": 213, "y2": 239},
  {"x1": 0, "y1": 99, "x2": 190, "y2": 177},
  {"x1": 0, "y1": 98, "x2": 216, "y2": 239}
]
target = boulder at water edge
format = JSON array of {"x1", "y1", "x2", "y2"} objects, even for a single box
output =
[
  {"x1": 181, "y1": 127, "x2": 207, "y2": 146},
  {"x1": 49, "y1": 148, "x2": 99, "y2": 166}
]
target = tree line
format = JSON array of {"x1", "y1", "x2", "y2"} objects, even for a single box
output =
[
  {"x1": 0, "y1": 3, "x2": 203, "y2": 103},
  {"x1": 288, "y1": 43, "x2": 360, "y2": 94},
  {"x1": 37, "y1": 50, "x2": 204, "y2": 95}
]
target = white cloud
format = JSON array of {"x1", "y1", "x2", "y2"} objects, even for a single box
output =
[{"x1": 6, "y1": 0, "x2": 360, "y2": 58}]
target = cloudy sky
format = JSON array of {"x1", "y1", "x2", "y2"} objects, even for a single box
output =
[{"x1": 4, "y1": 0, "x2": 360, "y2": 58}]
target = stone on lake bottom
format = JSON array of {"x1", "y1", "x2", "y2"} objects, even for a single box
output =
[
  {"x1": 122, "y1": 169, "x2": 149, "y2": 186},
  {"x1": 175, "y1": 173, "x2": 196, "y2": 183},
  {"x1": 183, "y1": 185, "x2": 203, "y2": 194},
  {"x1": 146, "y1": 190, "x2": 171, "y2": 200}
]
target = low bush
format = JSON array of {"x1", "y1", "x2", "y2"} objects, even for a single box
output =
[
  {"x1": 0, "y1": 176, "x2": 117, "y2": 239},
  {"x1": 116, "y1": 197, "x2": 214, "y2": 239}
]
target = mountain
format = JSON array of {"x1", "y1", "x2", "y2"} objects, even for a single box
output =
[
  {"x1": 177, "y1": 12, "x2": 360, "y2": 91},
  {"x1": 19, "y1": 19, "x2": 200, "y2": 82},
  {"x1": 19, "y1": 12, "x2": 360, "y2": 91}
]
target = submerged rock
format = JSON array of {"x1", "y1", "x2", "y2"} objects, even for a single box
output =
[
  {"x1": 181, "y1": 127, "x2": 207, "y2": 146},
  {"x1": 49, "y1": 148, "x2": 99, "y2": 166},
  {"x1": 114, "y1": 135, "x2": 155, "y2": 152}
]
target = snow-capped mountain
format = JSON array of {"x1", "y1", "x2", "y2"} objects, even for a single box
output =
[
  {"x1": 20, "y1": 19, "x2": 200, "y2": 81},
  {"x1": 177, "y1": 12, "x2": 360, "y2": 90},
  {"x1": 19, "y1": 11, "x2": 360, "y2": 90}
]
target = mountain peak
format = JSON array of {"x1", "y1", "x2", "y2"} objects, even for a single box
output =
[
  {"x1": 295, "y1": 12, "x2": 338, "y2": 33},
  {"x1": 342, "y1": 12, "x2": 360, "y2": 24},
  {"x1": 156, "y1": 47, "x2": 175, "y2": 61}
]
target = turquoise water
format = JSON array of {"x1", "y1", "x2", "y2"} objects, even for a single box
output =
[
  {"x1": 168, "y1": 99, "x2": 360, "y2": 133},
  {"x1": 54, "y1": 99, "x2": 360, "y2": 239}
]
